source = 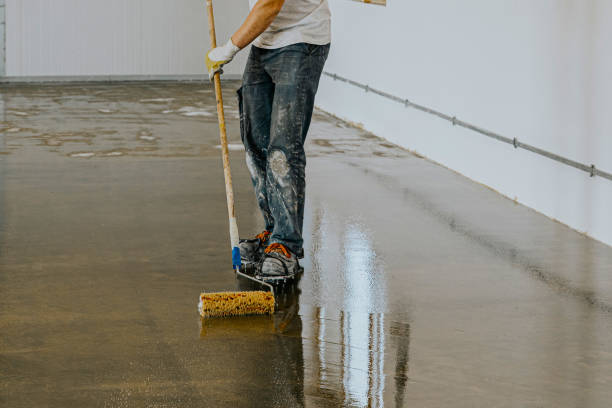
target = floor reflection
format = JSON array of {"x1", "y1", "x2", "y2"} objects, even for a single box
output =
[
  {"x1": 297, "y1": 184, "x2": 412, "y2": 406},
  {"x1": 301, "y1": 307, "x2": 410, "y2": 407},
  {"x1": 343, "y1": 223, "x2": 384, "y2": 405},
  {"x1": 303, "y1": 196, "x2": 387, "y2": 314}
]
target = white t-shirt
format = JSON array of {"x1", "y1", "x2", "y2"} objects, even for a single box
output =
[{"x1": 249, "y1": 0, "x2": 331, "y2": 49}]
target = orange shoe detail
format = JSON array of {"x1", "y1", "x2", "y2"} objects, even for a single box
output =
[
  {"x1": 256, "y1": 230, "x2": 271, "y2": 242},
  {"x1": 265, "y1": 243, "x2": 291, "y2": 258}
]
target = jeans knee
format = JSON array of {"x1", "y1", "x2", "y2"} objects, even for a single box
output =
[{"x1": 269, "y1": 149, "x2": 290, "y2": 180}]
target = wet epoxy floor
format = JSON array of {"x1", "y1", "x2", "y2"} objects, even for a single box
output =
[{"x1": 1, "y1": 82, "x2": 612, "y2": 407}]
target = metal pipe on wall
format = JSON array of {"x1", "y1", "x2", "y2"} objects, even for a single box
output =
[{"x1": 323, "y1": 71, "x2": 612, "y2": 182}]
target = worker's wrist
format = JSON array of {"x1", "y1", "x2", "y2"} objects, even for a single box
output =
[{"x1": 224, "y1": 38, "x2": 241, "y2": 56}]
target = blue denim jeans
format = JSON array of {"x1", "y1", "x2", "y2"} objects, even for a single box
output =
[{"x1": 238, "y1": 43, "x2": 330, "y2": 257}]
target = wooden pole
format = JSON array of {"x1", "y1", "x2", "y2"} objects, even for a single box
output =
[{"x1": 205, "y1": 0, "x2": 239, "y2": 249}]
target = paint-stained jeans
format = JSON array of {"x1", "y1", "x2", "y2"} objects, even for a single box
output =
[{"x1": 238, "y1": 43, "x2": 330, "y2": 257}]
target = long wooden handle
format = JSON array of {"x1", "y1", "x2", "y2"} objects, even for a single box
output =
[{"x1": 206, "y1": 0, "x2": 239, "y2": 249}]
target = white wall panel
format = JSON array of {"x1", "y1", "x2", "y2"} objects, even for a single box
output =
[
  {"x1": 5, "y1": 0, "x2": 249, "y2": 77},
  {"x1": 316, "y1": 0, "x2": 612, "y2": 246}
]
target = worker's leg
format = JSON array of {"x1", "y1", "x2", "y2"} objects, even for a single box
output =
[
  {"x1": 238, "y1": 46, "x2": 275, "y2": 232},
  {"x1": 264, "y1": 43, "x2": 330, "y2": 258}
]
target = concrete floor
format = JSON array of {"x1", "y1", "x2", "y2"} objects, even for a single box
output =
[{"x1": 1, "y1": 82, "x2": 612, "y2": 407}]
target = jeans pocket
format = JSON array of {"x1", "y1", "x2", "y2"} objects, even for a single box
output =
[{"x1": 307, "y1": 43, "x2": 331, "y2": 57}]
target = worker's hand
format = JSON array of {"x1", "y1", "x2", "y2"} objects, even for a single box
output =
[{"x1": 206, "y1": 39, "x2": 241, "y2": 81}]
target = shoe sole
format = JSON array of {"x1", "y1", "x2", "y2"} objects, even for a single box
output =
[{"x1": 239, "y1": 261, "x2": 304, "y2": 284}]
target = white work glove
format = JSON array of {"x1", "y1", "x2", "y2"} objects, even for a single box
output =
[{"x1": 206, "y1": 39, "x2": 241, "y2": 81}]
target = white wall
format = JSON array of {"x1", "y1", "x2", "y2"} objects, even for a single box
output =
[
  {"x1": 317, "y1": 0, "x2": 612, "y2": 247},
  {"x1": 0, "y1": 0, "x2": 5, "y2": 75},
  {"x1": 5, "y1": 0, "x2": 249, "y2": 78}
]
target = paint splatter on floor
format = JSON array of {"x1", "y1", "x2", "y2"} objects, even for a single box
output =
[
  {"x1": 69, "y1": 152, "x2": 95, "y2": 158},
  {"x1": 139, "y1": 135, "x2": 156, "y2": 142},
  {"x1": 140, "y1": 98, "x2": 175, "y2": 103},
  {"x1": 178, "y1": 106, "x2": 214, "y2": 117}
]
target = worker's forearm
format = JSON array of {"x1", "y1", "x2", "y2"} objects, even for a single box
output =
[{"x1": 231, "y1": 0, "x2": 285, "y2": 49}]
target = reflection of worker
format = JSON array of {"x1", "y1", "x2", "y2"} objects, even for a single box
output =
[
  {"x1": 206, "y1": 0, "x2": 330, "y2": 277},
  {"x1": 200, "y1": 281, "x2": 304, "y2": 406}
]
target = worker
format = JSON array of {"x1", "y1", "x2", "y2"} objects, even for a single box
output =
[{"x1": 206, "y1": 0, "x2": 330, "y2": 278}]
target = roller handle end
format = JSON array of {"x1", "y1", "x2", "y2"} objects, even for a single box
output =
[{"x1": 232, "y1": 246, "x2": 241, "y2": 270}]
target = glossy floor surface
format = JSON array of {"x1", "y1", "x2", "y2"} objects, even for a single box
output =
[{"x1": 1, "y1": 82, "x2": 612, "y2": 407}]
